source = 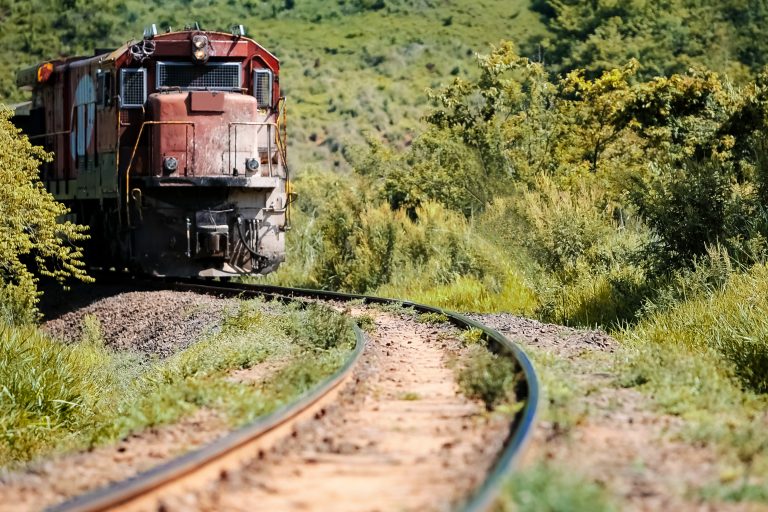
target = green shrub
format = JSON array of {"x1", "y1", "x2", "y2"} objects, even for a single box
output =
[
  {"x1": 287, "y1": 304, "x2": 356, "y2": 351},
  {"x1": 456, "y1": 345, "x2": 519, "y2": 411},
  {"x1": 511, "y1": 174, "x2": 653, "y2": 326},
  {"x1": 0, "y1": 110, "x2": 90, "y2": 324}
]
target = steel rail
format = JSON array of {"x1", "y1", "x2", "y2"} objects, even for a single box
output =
[
  {"x1": 48, "y1": 283, "x2": 366, "y2": 512},
  {"x1": 168, "y1": 278, "x2": 540, "y2": 512},
  {"x1": 49, "y1": 277, "x2": 540, "y2": 512}
]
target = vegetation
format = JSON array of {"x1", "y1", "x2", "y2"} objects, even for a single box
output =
[
  {"x1": 4, "y1": 0, "x2": 768, "y2": 506},
  {"x1": 455, "y1": 345, "x2": 519, "y2": 411},
  {"x1": 497, "y1": 461, "x2": 617, "y2": 512},
  {"x1": 0, "y1": 109, "x2": 89, "y2": 323},
  {"x1": 530, "y1": 0, "x2": 768, "y2": 83},
  {"x1": 0, "y1": 300, "x2": 355, "y2": 467}
]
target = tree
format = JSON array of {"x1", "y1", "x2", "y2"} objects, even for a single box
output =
[{"x1": 0, "y1": 108, "x2": 89, "y2": 323}]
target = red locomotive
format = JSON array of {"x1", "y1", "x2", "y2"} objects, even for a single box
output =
[{"x1": 13, "y1": 25, "x2": 289, "y2": 277}]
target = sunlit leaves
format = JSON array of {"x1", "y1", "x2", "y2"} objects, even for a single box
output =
[{"x1": 0, "y1": 109, "x2": 89, "y2": 321}]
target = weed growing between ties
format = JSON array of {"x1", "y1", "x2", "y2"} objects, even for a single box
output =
[
  {"x1": 0, "y1": 300, "x2": 355, "y2": 468},
  {"x1": 455, "y1": 344, "x2": 520, "y2": 412}
]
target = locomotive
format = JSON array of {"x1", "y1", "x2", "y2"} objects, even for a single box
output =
[{"x1": 13, "y1": 25, "x2": 289, "y2": 277}]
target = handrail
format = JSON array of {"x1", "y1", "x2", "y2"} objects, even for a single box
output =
[
  {"x1": 27, "y1": 103, "x2": 77, "y2": 141},
  {"x1": 123, "y1": 121, "x2": 196, "y2": 227},
  {"x1": 227, "y1": 121, "x2": 280, "y2": 177}
]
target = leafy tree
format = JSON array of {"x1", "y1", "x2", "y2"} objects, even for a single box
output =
[
  {"x1": 532, "y1": 0, "x2": 756, "y2": 82},
  {"x1": 0, "y1": 109, "x2": 89, "y2": 323}
]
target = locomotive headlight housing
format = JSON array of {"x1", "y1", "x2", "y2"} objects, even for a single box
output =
[
  {"x1": 192, "y1": 35, "x2": 207, "y2": 49},
  {"x1": 245, "y1": 157, "x2": 260, "y2": 173},
  {"x1": 163, "y1": 156, "x2": 179, "y2": 173},
  {"x1": 191, "y1": 34, "x2": 209, "y2": 63}
]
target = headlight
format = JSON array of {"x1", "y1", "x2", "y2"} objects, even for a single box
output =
[
  {"x1": 163, "y1": 156, "x2": 179, "y2": 173},
  {"x1": 245, "y1": 158, "x2": 260, "y2": 173},
  {"x1": 191, "y1": 35, "x2": 209, "y2": 63},
  {"x1": 192, "y1": 35, "x2": 208, "y2": 49}
]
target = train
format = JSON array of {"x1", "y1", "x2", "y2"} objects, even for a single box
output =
[{"x1": 12, "y1": 25, "x2": 290, "y2": 277}]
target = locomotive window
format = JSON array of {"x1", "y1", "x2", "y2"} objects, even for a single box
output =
[
  {"x1": 96, "y1": 70, "x2": 113, "y2": 107},
  {"x1": 121, "y1": 68, "x2": 147, "y2": 109},
  {"x1": 156, "y1": 62, "x2": 241, "y2": 90},
  {"x1": 253, "y1": 69, "x2": 273, "y2": 109}
]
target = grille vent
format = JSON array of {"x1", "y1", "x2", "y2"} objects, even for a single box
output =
[
  {"x1": 157, "y1": 62, "x2": 241, "y2": 90},
  {"x1": 253, "y1": 69, "x2": 273, "y2": 108},
  {"x1": 121, "y1": 68, "x2": 146, "y2": 108}
]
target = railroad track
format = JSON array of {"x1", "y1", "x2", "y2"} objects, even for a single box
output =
[{"x1": 48, "y1": 277, "x2": 540, "y2": 512}]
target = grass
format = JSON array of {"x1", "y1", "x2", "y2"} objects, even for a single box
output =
[
  {"x1": 0, "y1": 299, "x2": 355, "y2": 468},
  {"x1": 524, "y1": 346, "x2": 591, "y2": 434},
  {"x1": 455, "y1": 345, "x2": 520, "y2": 411},
  {"x1": 622, "y1": 263, "x2": 768, "y2": 393},
  {"x1": 416, "y1": 312, "x2": 448, "y2": 324},
  {"x1": 496, "y1": 462, "x2": 617, "y2": 512},
  {"x1": 377, "y1": 272, "x2": 538, "y2": 314}
]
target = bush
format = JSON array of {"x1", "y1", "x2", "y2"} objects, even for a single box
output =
[
  {"x1": 513, "y1": 174, "x2": 653, "y2": 326},
  {"x1": 0, "y1": 109, "x2": 89, "y2": 323},
  {"x1": 456, "y1": 345, "x2": 519, "y2": 411},
  {"x1": 288, "y1": 304, "x2": 355, "y2": 351}
]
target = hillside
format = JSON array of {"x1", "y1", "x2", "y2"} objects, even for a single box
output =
[
  {"x1": 0, "y1": 0, "x2": 546, "y2": 166},
  {"x1": 3, "y1": 2, "x2": 768, "y2": 509}
]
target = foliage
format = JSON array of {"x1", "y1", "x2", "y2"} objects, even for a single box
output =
[
  {"x1": 0, "y1": 109, "x2": 89, "y2": 323},
  {"x1": 270, "y1": 170, "x2": 522, "y2": 296},
  {"x1": 497, "y1": 461, "x2": 617, "y2": 512},
  {"x1": 0, "y1": 323, "x2": 114, "y2": 464},
  {"x1": 285, "y1": 303, "x2": 356, "y2": 351},
  {"x1": 456, "y1": 345, "x2": 519, "y2": 411},
  {"x1": 530, "y1": 0, "x2": 765, "y2": 82},
  {"x1": 624, "y1": 263, "x2": 768, "y2": 394},
  {"x1": 0, "y1": 298, "x2": 355, "y2": 467}
]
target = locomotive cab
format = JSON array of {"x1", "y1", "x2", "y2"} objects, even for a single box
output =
[{"x1": 14, "y1": 27, "x2": 289, "y2": 277}]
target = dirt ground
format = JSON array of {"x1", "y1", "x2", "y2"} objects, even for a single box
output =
[
  {"x1": 475, "y1": 314, "x2": 767, "y2": 512},
  {"x1": 0, "y1": 305, "x2": 514, "y2": 512},
  {"x1": 158, "y1": 310, "x2": 510, "y2": 512}
]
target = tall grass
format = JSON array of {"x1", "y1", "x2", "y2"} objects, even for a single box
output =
[
  {"x1": 624, "y1": 262, "x2": 768, "y2": 393},
  {"x1": 0, "y1": 300, "x2": 355, "y2": 468},
  {"x1": 0, "y1": 323, "x2": 119, "y2": 464}
]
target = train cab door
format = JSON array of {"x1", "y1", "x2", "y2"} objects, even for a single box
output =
[
  {"x1": 96, "y1": 68, "x2": 117, "y2": 198},
  {"x1": 69, "y1": 67, "x2": 99, "y2": 199}
]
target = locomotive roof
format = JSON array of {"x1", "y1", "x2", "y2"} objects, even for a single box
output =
[
  {"x1": 99, "y1": 30, "x2": 279, "y2": 65},
  {"x1": 17, "y1": 29, "x2": 279, "y2": 88}
]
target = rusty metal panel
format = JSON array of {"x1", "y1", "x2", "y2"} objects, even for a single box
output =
[{"x1": 190, "y1": 91, "x2": 225, "y2": 112}]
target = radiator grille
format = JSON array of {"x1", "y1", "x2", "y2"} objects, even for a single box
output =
[
  {"x1": 253, "y1": 69, "x2": 273, "y2": 108},
  {"x1": 157, "y1": 62, "x2": 241, "y2": 90},
  {"x1": 121, "y1": 68, "x2": 146, "y2": 108}
]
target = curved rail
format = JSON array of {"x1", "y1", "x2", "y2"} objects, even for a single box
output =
[
  {"x1": 49, "y1": 284, "x2": 366, "y2": 512},
  {"x1": 170, "y1": 278, "x2": 540, "y2": 512},
  {"x1": 49, "y1": 277, "x2": 540, "y2": 512}
]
